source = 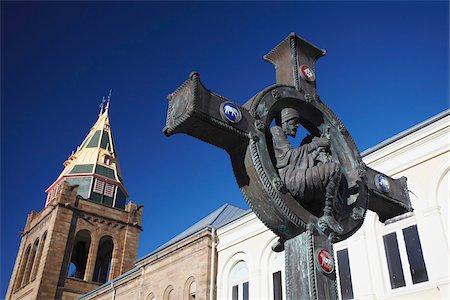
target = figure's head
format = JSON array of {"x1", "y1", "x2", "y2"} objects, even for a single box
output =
[{"x1": 280, "y1": 108, "x2": 300, "y2": 137}]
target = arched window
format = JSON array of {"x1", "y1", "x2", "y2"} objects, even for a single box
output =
[
  {"x1": 163, "y1": 285, "x2": 175, "y2": 300},
  {"x1": 15, "y1": 244, "x2": 31, "y2": 290},
  {"x1": 22, "y1": 238, "x2": 39, "y2": 285},
  {"x1": 229, "y1": 260, "x2": 249, "y2": 300},
  {"x1": 168, "y1": 290, "x2": 175, "y2": 300},
  {"x1": 146, "y1": 292, "x2": 155, "y2": 300},
  {"x1": 68, "y1": 230, "x2": 91, "y2": 280},
  {"x1": 184, "y1": 276, "x2": 196, "y2": 300},
  {"x1": 189, "y1": 282, "x2": 196, "y2": 299},
  {"x1": 269, "y1": 251, "x2": 285, "y2": 300},
  {"x1": 31, "y1": 231, "x2": 47, "y2": 281},
  {"x1": 93, "y1": 236, "x2": 114, "y2": 284}
]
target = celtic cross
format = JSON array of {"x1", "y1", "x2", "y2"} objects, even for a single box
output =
[{"x1": 163, "y1": 33, "x2": 412, "y2": 300}]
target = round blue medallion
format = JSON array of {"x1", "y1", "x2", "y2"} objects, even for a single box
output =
[
  {"x1": 221, "y1": 102, "x2": 242, "y2": 123},
  {"x1": 375, "y1": 174, "x2": 390, "y2": 193}
]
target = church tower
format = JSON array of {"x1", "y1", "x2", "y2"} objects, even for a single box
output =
[{"x1": 6, "y1": 99, "x2": 143, "y2": 300}]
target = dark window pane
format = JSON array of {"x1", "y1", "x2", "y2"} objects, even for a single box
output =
[
  {"x1": 95, "y1": 165, "x2": 115, "y2": 179},
  {"x1": 403, "y1": 225, "x2": 429, "y2": 284},
  {"x1": 383, "y1": 232, "x2": 406, "y2": 289},
  {"x1": 337, "y1": 249, "x2": 353, "y2": 299},
  {"x1": 115, "y1": 189, "x2": 126, "y2": 209},
  {"x1": 102, "y1": 196, "x2": 113, "y2": 206},
  {"x1": 90, "y1": 192, "x2": 102, "y2": 203},
  {"x1": 232, "y1": 285, "x2": 238, "y2": 300},
  {"x1": 243, "y1": 282, "x2": 249, "y2": 300},
  {"x1": 273, "y1": 271, "x2": 283, "y2": 300},
  {"x1": 69, "y1": 164, "x2": 94, "y2": 174},
  {"x1": 100, "y1": 131, "x2": 110, "y2": 149},
  {"x1": 87, "y1": 130, "x2": 101, "y2": 148}
]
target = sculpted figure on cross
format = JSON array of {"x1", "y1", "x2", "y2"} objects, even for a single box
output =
[{"x1": 270, "y1": 107, "x2": 343, "y2": 234}]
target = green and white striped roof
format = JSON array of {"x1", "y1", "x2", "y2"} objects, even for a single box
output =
[{"x1": 47, "y1": 104, "x2": 126, "y2": 193}]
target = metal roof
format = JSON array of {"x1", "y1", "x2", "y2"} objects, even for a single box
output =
[{"x1": 135, "y1": 203, "x2": 249, "y2": 264}]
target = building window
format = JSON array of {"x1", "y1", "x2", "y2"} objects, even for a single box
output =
[
  {"x1": 232, "y1": 285, "x2": 238, "y2": 300},
  {"x1": 22, "y1": 238, "x2": 39, "y2": 285},
  {"x1": 31, "y1": 231, "x2": 47, "y2": 281},
  {"x1": 93, "y1": 178, "x2": 105, "y2": 194},
  {"x1": 189, "y1": 281, "x2": 196, "y2": 299},
  {"x1": 93, "y1": 236, "x2": 114, "y2": 284},
  {"x1": 336, "y1": 248, "x2": 354, "y2": 300},
  {"x1": 91, "y1": 178, "x2": 116, "y2": 206},
  {"x1": 384, "y1": 232, "x2": 406, "y2": 289},
  {"x1": 164, "y1": 285, "x2": 175, "y2": 300},
  {"x1": 242, "y1": 281, "x2": 249, "y2": 300},
  {"x1": 273, "y1": 271, "x2": 283, "y2": 300},
  {"x1": 15, "y1": 245, "x2": 31, "y2": 290},
  {"x1": 269, "y1": 248, "x2": 284, "y2": 300},
  {"x1": 402, "y1": 225, "x2": 428, "y2": 284},
  {"x1": 383, "y1": 224, "x2": 428, "y2": 290},
  {"x1": 104, "y1": 155, "x2": 112, "y2": 165},
  {"x1": 230, "y1": 260, "x2": 249, "y2": 300},
  {"x1": 68, "y1": 230, "x2": 91, "y2": 280},
  {"x1": 104, "y1": 182, "x2": 115, "y2": 197}
]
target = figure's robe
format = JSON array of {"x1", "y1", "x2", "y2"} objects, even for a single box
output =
[{"x1": 270, "y1": 126, "x2": 337, "y2": 209}]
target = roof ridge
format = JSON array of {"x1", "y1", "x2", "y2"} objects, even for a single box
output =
[
  {"x1": 209, "y1": 203, "x2": 230, "y2": 226},
  {"x1": 362, "y1": 109, "x2": 449, "y2": 156}
]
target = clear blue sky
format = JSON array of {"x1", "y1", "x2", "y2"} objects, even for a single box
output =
[{"x1": 1, "y1": 1, "x2": 448, "y2": 295}]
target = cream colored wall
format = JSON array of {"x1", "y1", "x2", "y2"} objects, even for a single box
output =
[
  {"x1": 351, "y1": 112, "x2": 449, "y2": 300},
  {"x1": 216, "y1": 213, "x2": 285, "y2": 300}
]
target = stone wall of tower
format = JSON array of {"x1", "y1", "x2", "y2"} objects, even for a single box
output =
[{"x1": 6, "y1": 181, "x2": 143, "y2": 300}]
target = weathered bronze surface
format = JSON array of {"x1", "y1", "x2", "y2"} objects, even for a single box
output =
[{"x1": 163, "y1": 33, "x2": 413, "y2": 300}]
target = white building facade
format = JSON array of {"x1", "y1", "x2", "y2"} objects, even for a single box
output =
[{"x1": 216, "y1": 110, "x2": 449, "y2": 300}]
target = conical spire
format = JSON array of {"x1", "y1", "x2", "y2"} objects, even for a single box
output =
[{"x1": 46, "y1": 96, "x2": 128, "y2": 209}]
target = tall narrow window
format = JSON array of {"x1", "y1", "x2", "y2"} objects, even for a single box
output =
[
  {"x1": 93, "y1": 236, "x2": 114, "y2": 284},
  {"x1": 232, "y1": 285, "x2": 238, "y2": 300},
  {"x1": 23, "y1": 238, "x2": 39, "y2": 285},
  {"x1": 15, "y1": 245, "x2": 31, "y2": 290},
  {"x1": 31, "y1": 231, "x2": 47, "y2": 281},
  {"x1": 383, "y1": 232, "x2": 406, "y2": 289},
  {"x1": 336, "y1": 249, "x2": 353, "y2": 300},
  {"x1": 168, "y1": 289, "x2": 175, "y2": 300},
  {"x1": 104, "y1": 182, "x2": 115, "y2": 198},
  {"x1": 383, "y1": 224, "x2": 428, "y2": 290},
  {"x1": 273, "y1": 271, "x2": 283, "y2": 300},
  {"x1": 164, "y1": 286, "x2": 175, "y2": 300},
  {"x1": 243, "y1": 281, "x2": 249, "y2": 300},
  {"x1": 68, "y1": 230, "x2": 91, "y2": 280},
  {"x1": 189, "y1": 281, "x2": 196, "y2": 299},
  {"x1": 403, "y1": 225, "x2": 428, "y2": 284},
  {"x1": 93, "y1": 178, "x2": 105, "y2": 194}
]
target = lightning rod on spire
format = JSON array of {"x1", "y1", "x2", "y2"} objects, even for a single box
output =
[
  {"x1": 106, "y1": 89, "x2": 112, "y2": 110},
  {"x1": 99, "y1": 96, "x2": 106, "y2": 115}
]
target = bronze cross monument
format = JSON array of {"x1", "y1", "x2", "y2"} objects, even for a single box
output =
[{"x1": 163, "y1": 33, "x2": 412, "y2": 300}]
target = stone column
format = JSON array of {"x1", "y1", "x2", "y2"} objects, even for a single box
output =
[{"x1": 84, "y1": 236, "x2": 98, "y2": 282}]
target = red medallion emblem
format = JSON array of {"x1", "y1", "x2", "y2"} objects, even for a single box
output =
[
  {"x1": 317, "y1": 249, "x2": 334, "y2": 274},
  {"x1": 300, "y1": 65, "x2": 315, "y2": 82}
]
